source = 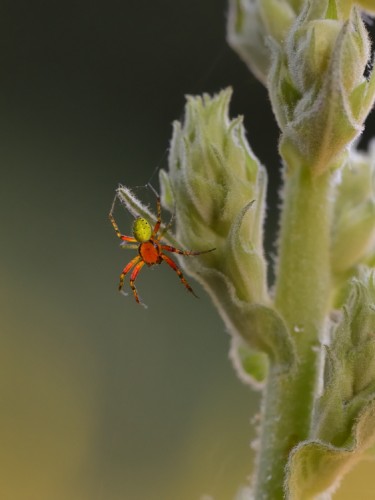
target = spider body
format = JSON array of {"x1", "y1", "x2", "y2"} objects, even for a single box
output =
[
  {"x1": 138, "y1": 239, "x2": 162, "y2": 266},
  {"x1": 109, "y1": 189, "x2": 215, "y2": 305}
]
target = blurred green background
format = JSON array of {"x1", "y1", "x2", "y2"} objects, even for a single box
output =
[{"x1": 1, "y1": 1, "x2": 375, "y2": 499}]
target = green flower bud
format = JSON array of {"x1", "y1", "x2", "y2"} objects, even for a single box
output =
[
  {"x1": 286, "y1": 268, "x2": 375, "y2": 499},
  {"x1": 226, "y1": 0, "x2": 374, "y2": 85},
  {"x1": 331, "y1": 144, "x2": 375, "y2": 276},
  {"x1": 315, "y1": 268, "x2": 375, "y2": 446},
  {"x1": 160, "y1": 88, "x2": 268, "y2": 304},
  {"x1": 227, "y1": 0, "x2": 301, "y2": 84},
  {"x1": 269, "y1": 4, "x2": 375, "y2": 174},
  {"x1": 160, "y1": 89, "x2": 296, "y2": 370}
]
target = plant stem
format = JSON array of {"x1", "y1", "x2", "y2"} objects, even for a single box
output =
[{"x1": 252, "y1": 167, "x2": 333, "y2": 499}]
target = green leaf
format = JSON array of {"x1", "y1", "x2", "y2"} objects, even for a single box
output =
[
  {"x1": 224, "y1": 200, "x2": 268, "y2": 304},
  {"x1": 230, "y1": 337, "x2": 269, "y2": 389},
  {"x1": 286, "y1": 399, "x2": 375, "y2": 499},
  {"x1": 188, "y1": 263, "x2": 296, "y2": 371},
  {"x1": 238, "y1": 303, "x2": 296, "y2": 370}
]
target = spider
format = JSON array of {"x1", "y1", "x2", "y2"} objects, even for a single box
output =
[{"x1": 109, "y1": 187, "x2": 215, "y2": 305}]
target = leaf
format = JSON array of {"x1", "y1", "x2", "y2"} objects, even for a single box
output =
[
  {"x1": 286, "y1": 399, "x2": 375, "y2": 499},
  {"x1": 193, "y1": 263, "x2": 296, "y2": 372},
  {"x1": 313, "y1": 269, "x2": 375, "y2": 446},
  {"x1": 230, "y1": 336, "x2": 269, "y2": 389}
]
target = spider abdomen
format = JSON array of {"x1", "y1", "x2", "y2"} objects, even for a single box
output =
[
  {"x1": 133, "y1": 217, "x2": 152, "y2": 242},
  {"x1": 139, "y1": 240, "x2": 161, "y2": 266}
]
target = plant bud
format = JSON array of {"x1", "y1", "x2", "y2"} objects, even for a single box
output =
[{"x1": 268, "y1": 2, "x2": 375, "y2": 174}]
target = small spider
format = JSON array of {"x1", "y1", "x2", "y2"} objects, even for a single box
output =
[{"x1": 109, "y1": 187, "x2": 215, "y2": 305}]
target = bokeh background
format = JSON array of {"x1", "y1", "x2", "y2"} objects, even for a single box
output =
[{"x1": 2, "y1": 1, "x2": 375, "y2": 499}]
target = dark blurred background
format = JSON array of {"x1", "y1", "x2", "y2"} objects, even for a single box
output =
[{"x1": 1, "y1": 1, "x2": 375, "y2": 499}]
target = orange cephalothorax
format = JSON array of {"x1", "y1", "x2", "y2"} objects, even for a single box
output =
[
  {"x1": 139, "y1": 240, "x2": 161, "y2": 265},
  {"x1": 109, "y1": 186, "x2": 215, "y2": 306}
]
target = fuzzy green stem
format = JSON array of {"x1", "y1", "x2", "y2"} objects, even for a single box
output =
[
  {"x1": 253, "y1": 167, "x2": 333, "y2": 499},
  {"x1": 275, "y1": 168, "x2": 333, "y2": 344}
]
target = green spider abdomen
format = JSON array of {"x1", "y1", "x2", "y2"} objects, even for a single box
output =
[{"x1": 133, "y1": 217, "x2": 152, "y2": 243}]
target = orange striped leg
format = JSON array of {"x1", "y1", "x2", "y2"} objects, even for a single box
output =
[
  {"x1": 119, "y1": 255, "x2": 141, "y2": 291},
  {"x1": 161, "y1": 254, "x2": 198, "y2": 298},
  {"x1": 109, "y1": 212, "x2": 137, "y2": 243},
  {"x1": 130, "y1": 260, "x2": 146, "y2": 303},
  {"x1": 161, "y1": 245, "x2": 215, "y2": 256}
]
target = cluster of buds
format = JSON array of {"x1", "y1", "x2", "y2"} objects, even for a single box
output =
[
  {"x1": 160, "y1": 88, "x2": 268, "y2": 305},
  {"x1": 229, "y1": 0, "x2": 375, "y2": 174},
  {"x1": 160, "y1": 89, "x2": 295, "y2": 383},
  {"x1": 228, "y1": 0, "x2": 375, "y2": 85},
  {"x1": 288, "y1": 268, "x2": 375, "y2": 498},
  {"x1": 271, "y1": 4, "x2": 375, "y2": 173}
]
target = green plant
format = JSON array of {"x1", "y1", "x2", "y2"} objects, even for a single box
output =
[{"x1": 118, "y1": 0, "x2": 375, "y2": 498}]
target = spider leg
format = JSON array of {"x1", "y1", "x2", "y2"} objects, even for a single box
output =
[
  {"x1": 109, "y1": 195, "x2": 137, "y2": 243},
  {"x1": 161, "y1": 244, "x2": 215, "y2": 256},
  {"x1": 148, "y1": 184, "x2": 162, "y2": 237},
  {"x1": 119, "y1": 255, "x2": 141, "y2": 291},
  {"x1": 109, "y1": 211, "x2": 137, "y2": 243},
  {"x1": 161, "y1": 254, "x2": 198, "y2": 298},
  {"x1": 120, "y1": 242, "x2": 139, "y2": 250},
  {"x1": 130, "y1": 260, "x2": 146, "y2": 304}
]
